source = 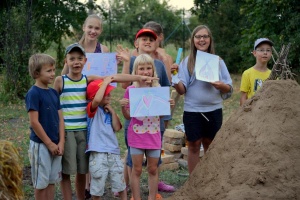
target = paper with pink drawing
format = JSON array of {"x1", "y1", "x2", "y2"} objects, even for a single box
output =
[
  {"x1": 195, "y1": 50, "x2": 219, "y2": 82},
  {"x1": 129, "y1": 87, "x2": 170, "y2": 117},
  {"x1": 82, "y1": 53, "x2": 118, "y2": 87}
]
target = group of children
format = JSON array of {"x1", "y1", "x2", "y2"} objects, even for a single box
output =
[{"x1": 25, "y1": 14, "x2": 274, "y2": 200}]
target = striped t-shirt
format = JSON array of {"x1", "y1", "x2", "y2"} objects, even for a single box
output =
[{"x1": 60, "y1": 75, "x2": 88, "y2": 131}]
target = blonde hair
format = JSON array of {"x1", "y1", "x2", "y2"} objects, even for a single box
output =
[
  {"x1": 79, "y1": 14, "x2": 103, "y2": 46},
  {"x1": 187, "y1": 25, "x2": 215, "y2": 75},
  {"x1": 132, "y1": 54, "x2": 159, "y2": 87},
  {"x1": 28, "y1": 54, "x2": 55, "y2": 79}
]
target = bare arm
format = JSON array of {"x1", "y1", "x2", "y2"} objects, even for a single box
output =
[
  {"x1": 240, "y1": 92, "x2": 248, "y2": 106},
  {"x1": 120, "y1": 61, "x2": 131, "y2": 89},
  {"x1": 57, "y1": 109, "x2": 65, "y2": 156},
  {"x1": 53, "y1": 76, "x2": 63, "y2": 94},
  {"x1": 116, "y1": 45, "x2": 131, "y2": 89},
  {"x1": 211, "y1": 81, "x2": 232, "y2": 93},
  {"x1": 28, "y1": 111, "x2": 59, "y2": 155},
  {"x1": 101, "y1": 44, "x2": 109, "y2": 53},
  {"x1": 156, "y1": 48, "x2": 173, "y2": 82},
  {"x1": 171, "y1": 63, "x2": 186, "y2": 95},
  {"x1": 61, "y1": 60, "x2": 68, "y2": 75},
  {"x1": 112, "y1": 74, "x2": 158, "y2": 83},
  {"x1": 119, "y1": 98, "x2": 130, "y2": 120},
  {"x1": 90, "y1": 77, "x2": 113, "y2": 111},
  {"x1": 87, "y1": 75, "x2": 106, "y2": 83},
  {"x1": 105, "y1": 104, "x2": 122, "y2": 131},
  {"x1": 173, "y1": 82, "x2": 186, "y2": 95}
]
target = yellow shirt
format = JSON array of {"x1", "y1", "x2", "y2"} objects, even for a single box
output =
[{"x1": 240, "y1": 67, "x2": 271, "y2": 98}]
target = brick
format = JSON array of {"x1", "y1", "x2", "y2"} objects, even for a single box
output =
[
  {"x1": 164, "y1": 129, "x2": 185, "y2": 138},
  {"x1": 183, "y1": 155, "x2": 188, "y2": 160},
  {"x1": 159, "y1": 162, "x2": 179, "y2": 171},
  {"x1": 164, "y1": 150, "x2": 183, "y2": 159},
  {"x1": 161, "y1": 154, "x2": 175, "y2": 164},
  {"x1": 181, "y1": 147, "x2": 204, "y2": 157},
  {"x1": 163, "y1": 136, "x2": 185, "y2": 145},
  {"x1": 164, "y1": 143, "x2": 182, "y2": 152},
  {"x1": 177, "y1": 158, "x2": 188, "y2": 168}
]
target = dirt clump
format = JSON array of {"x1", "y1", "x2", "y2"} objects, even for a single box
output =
[{"x1": 168, "y1": 80, "x2": 300, "y2": 200}]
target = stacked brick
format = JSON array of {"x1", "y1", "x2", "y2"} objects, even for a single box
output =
[{"x1": 160, "y1": 129, "x2": 186, "y2": 171}]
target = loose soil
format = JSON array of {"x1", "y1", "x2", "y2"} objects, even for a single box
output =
[{"x1": 168, "y1": 80, "x2": 300, "y2": 200}]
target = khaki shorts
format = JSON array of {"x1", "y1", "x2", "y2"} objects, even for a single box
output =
[
  {"x1": 28, "y1": 140, "x2": 62, "y2": 189},
  {"x1": 89, "y1": 152, "x2": 126, "y2": 196},
  {"x1": 62, "y1": 130, "x2": 89, "y2": 175}
]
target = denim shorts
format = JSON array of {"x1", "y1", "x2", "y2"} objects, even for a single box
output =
[{"x1": 183, "y1": 108, "x2": 223, "y2": 142}]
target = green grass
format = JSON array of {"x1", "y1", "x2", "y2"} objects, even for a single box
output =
[{"x1": 0, "y1": 53, "x2": 241, "y2": 199}]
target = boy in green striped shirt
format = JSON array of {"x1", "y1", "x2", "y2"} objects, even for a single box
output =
[{"x1": 54, "y1": 43, "x2": 158, "y2": 200}]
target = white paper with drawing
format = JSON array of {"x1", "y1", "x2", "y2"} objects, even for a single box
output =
[
  {"x1": 129, "y1": 87, "x2": 170, "y2": 117},
  {"x1": 82, "y1": 53, "x2": 117, "y2": 87},
  {"x1": 195, "y1": 51, "x2": 219, "y2": 82}
]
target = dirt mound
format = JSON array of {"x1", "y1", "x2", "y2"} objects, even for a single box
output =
[{"x1": 168, "y1": 80, "x2": 300, "y2": 200}]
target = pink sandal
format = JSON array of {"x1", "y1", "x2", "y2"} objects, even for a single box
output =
[{"x1": 158, "y1": 181, "x2": 175, "y2": 192}]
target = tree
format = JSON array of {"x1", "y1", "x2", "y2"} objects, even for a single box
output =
[
  {"x1": 190, "y1": 0, "x2": 300, "y2": 74},
  {"x1": 0, "y1": 1, "x2": 34, "y2": 101},
  {"x1": 0, "y1": 0, "x2": 103, "y2": 100},
  {"x1": 240, "y1": 0, "x2": 300, "y2": 73},
  {"x1": 191, "y1": 0, "x2": 245, "y2": 72},
  {"x1": 100, "y1": 0, "x2": 182, "y2": 47}
]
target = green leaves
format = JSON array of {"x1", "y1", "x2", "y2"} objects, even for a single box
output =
[{"x1": 191, "y1": 0, "x2": 299, "y2": 74}]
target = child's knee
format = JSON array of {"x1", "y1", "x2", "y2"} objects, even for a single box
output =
[
  {"x1": 147, "y1": 166, "x2": 158, "y2": 176},
  {"x1": 133, "y1": 167, "x2": 143, "y2": 176}
]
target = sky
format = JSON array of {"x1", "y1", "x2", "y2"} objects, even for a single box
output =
[
  {"x1": 166, "y1": 0, "x2": 194, "y2": 10},
  {"x1": 83, "y1": 0, "x2": 194, "y2": 11}
]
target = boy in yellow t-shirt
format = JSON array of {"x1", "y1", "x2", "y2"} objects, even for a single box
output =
[{"x1": 240, "y1": 38, "x2": 273, "y2": 105}]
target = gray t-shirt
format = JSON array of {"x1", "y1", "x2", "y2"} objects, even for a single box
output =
[
  {"x1": 178, "y1": 56, "x2": 232, "y2": 112},
  {"x1": 86, "y1": 106, "x2": 120, "y2": 154}
]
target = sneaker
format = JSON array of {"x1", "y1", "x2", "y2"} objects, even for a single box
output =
[
  {"x1": 85, "y1": 189, "x2": 91, "y2": 199},
  {"x1": 156, "y1": 193, "x2": 163, "y2": 200},
  {"x1": 113, "y1": 191, "x2": 120, "y2": 198},
  {"x1": 158, "y1": 181, "x2": 175, "y2": 192}
]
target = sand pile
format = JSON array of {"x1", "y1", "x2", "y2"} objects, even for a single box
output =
[{"x1": 168, "y1": 80, "x2": 300, "y2": 200}]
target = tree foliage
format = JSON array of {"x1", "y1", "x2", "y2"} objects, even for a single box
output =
[
  {"x1": 0, "y1": 0, "x2": 96, "y2": 100},
  {"x1": 1, "y1": 0, "x2": 299, "y2": 101},
  {"x1": 240, "y1": 0, "x2": 300, "y2": 72},
  {"x1": 192, "y1": 0, "x2": 244, "y2": 72},
  {"x1": 99, "y1": 0, "x2": 183, "y2": 47},
  {"x1": 192, "y1": 0, "x2": 300, "y2": 73},
  {"x1": 0, "y1": 1, "x2": 33, "y2": 101}
]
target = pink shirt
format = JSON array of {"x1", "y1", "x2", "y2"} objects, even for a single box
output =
[{"x1": 124, "y1": 86, "x2": 161, "y2": 149}]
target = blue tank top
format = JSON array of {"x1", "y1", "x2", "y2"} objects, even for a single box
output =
[{"x1": 94, "y1": 42, "x2": 102, "y2": 53}]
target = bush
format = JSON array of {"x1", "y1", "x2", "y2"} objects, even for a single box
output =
[{"x1": 0, "y1": 2, "x2": 34, "y2": 101}]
